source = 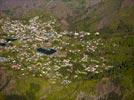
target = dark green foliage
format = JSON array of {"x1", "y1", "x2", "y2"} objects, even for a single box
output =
[
  {"x1": 26, "y1": 83, "x2": 40, "y2": 100},
  {"x1": 4, "y1": 94, "x2": 27, "y2": 100},
  {"x1": 2, "y1": 10, "x2": 13, "y2": 16}
]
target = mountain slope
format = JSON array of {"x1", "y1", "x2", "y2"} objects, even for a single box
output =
[
  {"x1": 0, "y1": 0, "x2": 134, "y2": 32},
  {"x1": 71, "y1": 0, "x2": 134, "y2": 32}
]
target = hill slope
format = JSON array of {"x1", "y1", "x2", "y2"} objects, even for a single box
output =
[{"x1": 0, "y1": 0, "x2": 134, "y2": 32}]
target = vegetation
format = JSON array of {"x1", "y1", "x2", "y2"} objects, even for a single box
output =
[{"x1": 0, "y1": 1, "x2": 133, "y2": 99}]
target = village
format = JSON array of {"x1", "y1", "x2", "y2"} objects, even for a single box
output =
[{"x1": 0, "y1": 16, "x2": 114, "y2": 85}]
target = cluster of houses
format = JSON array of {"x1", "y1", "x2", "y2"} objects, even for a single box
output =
[{"x1": 0, "y1": 16, "x2": 114, "y2": 85}]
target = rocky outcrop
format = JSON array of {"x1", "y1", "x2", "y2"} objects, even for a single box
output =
[
  {"x1": 47, "y1": 0, "x2": 73, "y2": 19},
  {"x1": 76, "y1": 78, "x2": 122, "y2": 100},
  {"x1": 0, "y1": 67, "x2": 11, "y2": 92},
  {"x1": 0, "y1": 0, "x2": 46, "y2": 10},
  {"x1": 96, "y1": 78, "x2": 122, "y2": 100},
  {"x1": 121, "y1": 0, "x2": 134, "y2": 8}
]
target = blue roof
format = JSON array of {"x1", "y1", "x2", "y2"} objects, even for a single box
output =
[{"x1": 36, "y1": 48, "x2": 56, "y2": 55}]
